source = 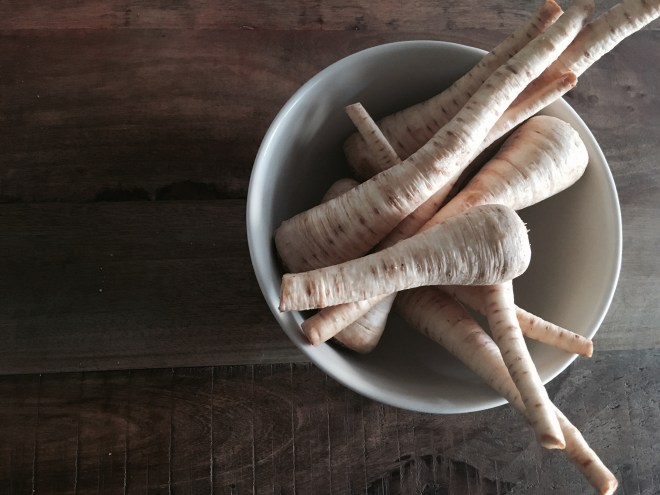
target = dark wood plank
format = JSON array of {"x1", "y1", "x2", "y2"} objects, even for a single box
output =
[
  {"x1": 0, "y1": 28, "x2": 405, "y2": 202},
  {"x1": 250, "y1": 364, "x2": 295, "y2": 494},
  {"x1": 212, "y1": 365, "x2": 258, "y2": 493},
  {"x1": 0, "y1": 349, "x2": 657, "y2": 494},
  {"x1": 124, "y1": 369, "x2": 173, "y2": 494},
  {"x1": 170, "y1": 368, "x2": 213, "y2": 494},
  {"x1": 3, "y1": 0, "x2": 626, "y2": 32},
  {"x1": 76, "y1": 372, "x2": 131, "y2": 494},
  {"x1": 0, "y1": 374, "x2": 41, "y2": 495},
  {"x1": 32, "y1": 373, "x2": 81, "y2": 494},
  {"x1": 0, "y1": 201, "x2": 304, "y2": 374},
  {"x1": 0, "y1": 29, "x2": 329, "y2": 203}
]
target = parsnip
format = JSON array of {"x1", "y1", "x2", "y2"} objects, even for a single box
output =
[
  {"x1": 332, "y1": 298, "x2": 392, "y2": 353},
  {"x1": 524, "y1": 0, "x2": 660, "y2": 97},
  {"x1": 484, "y1": 281, "x2": 565, "y2": 449},
  {"x1": 343, "y1": 0, "x2": 564, "y2": 178},
  {"x1": 274, "y1": 0, "x2": 592, "y2": 273},
  {"x1": 344, "y1": 103, "x2": 399, "y2": 173},
  {"x1": 444, "y1": 285, "x2": 593, "y2": 357},
  {"x1": 395, "y1": 287, "x2": 618, "y2": 494},
  {"x1": 305, "y1": 114, "x2": 589, "y2": 346},
  {"x1": 317, "y1": 177, "x2": 390, "y2": 350},
  {"x1": 380, "y1": 69, "x2": 578, "y2": 243},
  {"x1": 279, "y1": 204, "x2": 531, "y2": 312},
  {"x1": 421, "y1": 114, "x2": 588, "y2": 231},
  {"x1": 303, "y1": 292, "x2": 392, "y2": 346},
  {"x1": 344, "y1": 0, "x2": 660, "y2": 180}
]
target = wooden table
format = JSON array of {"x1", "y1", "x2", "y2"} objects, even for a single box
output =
[{"x1": 1, "y1": 1, "x2": 658, "y2": 493}]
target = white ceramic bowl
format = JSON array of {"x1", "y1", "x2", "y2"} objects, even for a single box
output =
[{"x1": 247, "y1": 41, "x2": 622, "y2": 414}]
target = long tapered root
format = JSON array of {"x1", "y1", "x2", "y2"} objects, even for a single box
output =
[
  {"x1": 483, "y1": 282, "x2": 566, "y2": 449},
  {"x1": 445, "y1": 285, "x2": 594, "y2": 357},
  {"x1": 517, "y1": 306, "x2": 593, "y2": 357},
  {"x1": 331, "y1": 296, "x2": 394, "y2": 353},
  {"x1": 302, "y1": 295, "x2": 388, "y2": 345},
  {"x1": 343, "y1": 0, "x2": 565, "y2": 178},
  {"x1": 555, "y1": 408, "x2": 619, "y2": 494},
  {"x1": 345, "y1": 103, "x2": 400, "y2": 172},
  {"x1": 396, "y1": 287, "x2": 617, "y2": 493},
  {"x1": 279, "y1": 205, "x2": 531, "y2": 312},
  {"x1": 554, "y1": 0, "x2": 660, "y2": 78},
  {"x1": 274, "y1": 0, "x2": 591, "y2": 273},
  {"x1": 310, "y1": 113, "x2": 588, "y2": 349}
]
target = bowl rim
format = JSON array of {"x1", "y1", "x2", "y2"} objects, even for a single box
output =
[{"x1": 247, "y1": 39, "x2": 622, "y2": 414}]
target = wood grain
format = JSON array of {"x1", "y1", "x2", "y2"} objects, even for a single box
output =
[
  {"x1": 2, "y1": 28, "x2": 658, "y2": 203},
  {"x1": 1, "y1": 0, "x2": 622, "y2": 32},
  {"x1": 0, "y1": 201, "x2": 303, "y2": 374},
  {"x1": 1, "y1": 0, "x2": 659, "y2": 492},
  {"x1": 0, "y1": 350, "x2": 657, "y2": 494}
]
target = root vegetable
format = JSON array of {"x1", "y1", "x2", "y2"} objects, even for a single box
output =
[
  {"x1": 368, "y1": 69, "x2": 578, "y2": 245},
  {"x1": 539, "y1": 0, "x2": 660, "y2": 83},
  {"x1": 556, "y1": 409, "x2": 619, "y2": 495},
  {"x1": 302, "y1": 294, "x2": 389, "y2": 346},
  {"x1": 421, "y1": 114, "x2": 588, "y2": 230},
  {"x1": 302, "y1": 293, "x2": 389, "y2": 346},
  {"x1": 344, "y1": 0, "x2": 660, "y2": 182},
  {"x1": 306, "y1": 114, "x2": 588, "y2": 346},
  {"x1": 445, "y1": 285, "x2": 593, "y2": 357},
  {"x1": 314, "y1": 176, "x2": 390, "y2": 348},
  {"x1": 465, "y1": 69, "x2": 577, "y2": 172},
  {"x1": 344, "y1": 103, "x2": 399, "y2": 173},
  {"x1": 331, "y1": 296, "x2": 393, "y2": 353},
  {"x1": 279, "y1": 204, "x2": 531, "y2": 312},
  {"x1": 343, "y1": 0, "x2": 564, "y2": 179},
  {"x1": 395, "y1": 287, "x2": 618, "y2": 494},
  {"x1": 483, "y1": 281, "x2": 565, "y2": 449},
  {"x1": 274, "y1": 0, "x2": 592, "y2": 273}
]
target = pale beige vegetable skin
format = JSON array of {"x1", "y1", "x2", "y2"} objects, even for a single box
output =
[
  {"x1": 304, "y1": 293, "x2": 394, "y2": 348},
  {"x1": 343, "y1": 0, "x2": 564, "y2": 178},
  {"x1": 339, "y1": 0, "x2": 660, "y2": 256},
  {"x1": 395, "y1": 287, "x2": 618, "y2": 494},
  {"x1": 318, "y1": 177, "x2": 389, "y2": 351},
  {"x1": 304, "y1": 81, "x2": 581, "y2": 346},
  {"x1": 379, "y1": 70, "x2": 578, "y2": 244},
  {"x1": 332, "y1": 299, "x2": 391, "y2": 353},
  {"x1": 273, "y1": 0, "x2": 592, "y2": 273},
  {"x1": 484, "y1": 281, "x2": 566, "y2": 449},
  {"x1": 344, "y1": 103, "x2": 399, "y2": 173},
  {"x1": 344, "y1": 0, "x2": 660, "y2": 179},
  {"x1": 304, "y1": 114, "x2": 589, "y2": 347},
  {"x1": 445, "y1": 284, "x2": 594, "y2": 357},
  {"x1": 421, "y1": 114, "x2": 588, "y2": 230},
  {"x1": 295, "y1": 0, "x2": 659, "y2": 348},
  {"x1": 307, "y1": 115, "x2": 588, "y2": 449},
  {"x1": 525, "y1": 0, "x2": 660, "y2": 96},
  {"x1": 279, "y1": 204, "x2": 531, "y2": 312}
]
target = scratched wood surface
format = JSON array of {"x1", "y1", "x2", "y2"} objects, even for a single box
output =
[
  {"x1": 1, "y1": 0, "x2": 660, "y2": 493},
  {"x1": 0, "y1": 350, "x2": 658, "y2": 494}
]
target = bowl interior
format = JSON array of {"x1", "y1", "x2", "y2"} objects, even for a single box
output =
[{"x1": 247, "y1": 40, "x2": 621, "y2": 414}]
